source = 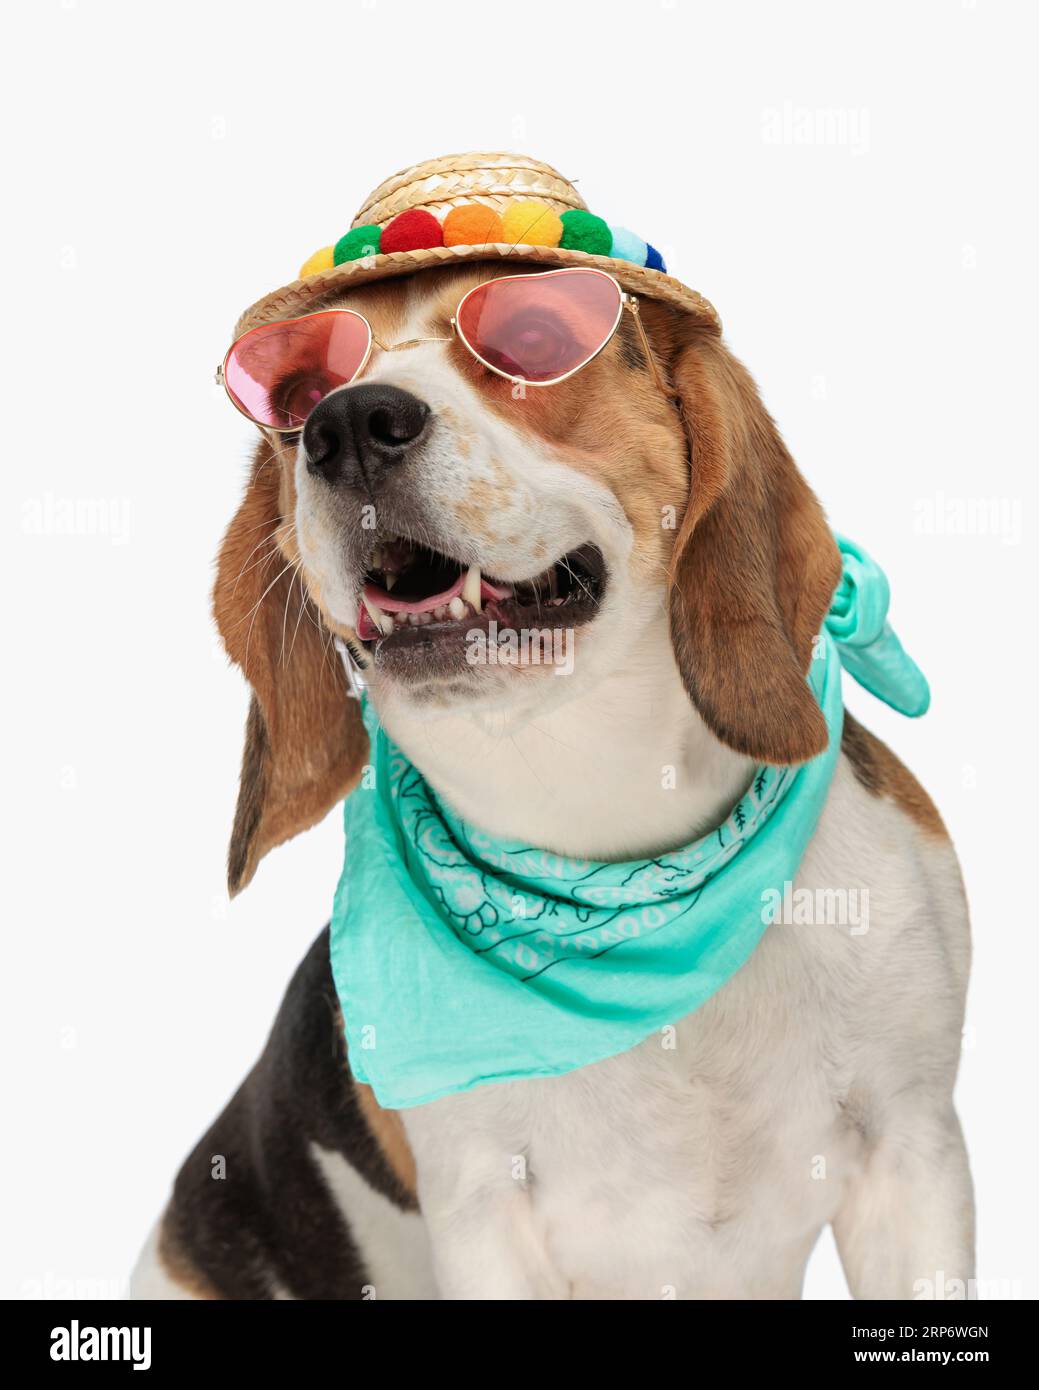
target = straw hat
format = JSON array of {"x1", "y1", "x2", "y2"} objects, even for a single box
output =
[{"x1": 234, "y1": 151, "x2": 720, "y2": 337}]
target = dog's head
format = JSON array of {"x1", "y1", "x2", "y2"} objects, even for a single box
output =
[{"x1": 215, "y1": 263, "x2": 840, "y2": 892}]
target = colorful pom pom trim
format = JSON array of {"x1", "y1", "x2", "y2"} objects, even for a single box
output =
[{"x1": 300, "y1": 200, "x2": 667, "y2": 280}]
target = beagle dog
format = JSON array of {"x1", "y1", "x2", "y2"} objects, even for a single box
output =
[{"x1": 132, "y1": 263, "x2": 973, "y2": 1300}]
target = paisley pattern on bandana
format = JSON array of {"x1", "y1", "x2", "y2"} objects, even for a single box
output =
[{"x1": 394, "y1": 754, "x2": 792, "y2": 984}]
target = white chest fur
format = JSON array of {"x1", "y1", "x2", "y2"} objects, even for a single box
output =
[{"x1": 400, "y1": 762, "x2": 972, "y2": 1300}]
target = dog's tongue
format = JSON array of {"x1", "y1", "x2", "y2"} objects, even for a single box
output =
[{"x1": 357, "y1": 568, "x2": 513, "y2": 638}]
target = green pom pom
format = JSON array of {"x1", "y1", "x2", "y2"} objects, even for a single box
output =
[
  {"x1": 559, "y1": 209, "x2": 612, "y2": 257},
  {"x1": 334, "y1": 224, "x2": 382, "y2": 264}
]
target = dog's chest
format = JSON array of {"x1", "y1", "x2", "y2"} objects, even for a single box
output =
[{"x1": 402, "y1": 969, "x2": 861, "y2": 1299}]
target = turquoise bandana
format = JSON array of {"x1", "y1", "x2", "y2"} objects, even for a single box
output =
[{"x1": 331, "y1": 535, "x2": 929, "y2": 1109}]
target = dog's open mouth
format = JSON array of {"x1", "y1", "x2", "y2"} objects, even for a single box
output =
[{"x1": 356, "y1": 536, "x2": 606, "y2": 655}]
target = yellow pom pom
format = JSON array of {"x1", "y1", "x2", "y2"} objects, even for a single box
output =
[
  {"x1": 298, "y1": 245, "x2": 335, "y2": 278},
  {"x1": 501, "y1": 200, "x2": 562, "y2": 247},
  {"x1": 443, "y1": 204, "x2": 505, "y2": 246}
]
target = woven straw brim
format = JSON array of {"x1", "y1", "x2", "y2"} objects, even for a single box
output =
[{"x1": 233, "y1": 243, "x2": 721, "y2": 338}]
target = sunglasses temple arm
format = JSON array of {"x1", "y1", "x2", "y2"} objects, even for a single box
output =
[{"x1": 626, "y1": 299, "x2": 678, "y2": 401}]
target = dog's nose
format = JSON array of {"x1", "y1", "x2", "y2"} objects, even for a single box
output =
[{"x1": 303, "y1": 384, "x2": 430, "y2": 489}]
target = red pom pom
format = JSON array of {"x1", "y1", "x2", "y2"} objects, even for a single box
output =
[{"x1": 380, "y1": 208, "x2": 444, "y2": 253}]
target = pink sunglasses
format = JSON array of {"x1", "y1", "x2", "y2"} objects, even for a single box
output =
[{"x1": 217, "y1": 267, "x2": 669, "y2": 432}]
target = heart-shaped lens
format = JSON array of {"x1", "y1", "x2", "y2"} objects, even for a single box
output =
[
  {"x1": 456, "y1": 268, "x2": 623, "y2": 385},
  {"x1": 223, "y1": 311, "x2": 372, "y2": 430}
]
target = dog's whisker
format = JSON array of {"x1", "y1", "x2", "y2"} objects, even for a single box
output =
[
  {"x1": 231, "y1": 522, "x2": 297, "y2": 594},
  {"x1": 230, "y1": 558, "x2": 295, "y2": 633},
  {"x1": 279, "y1": 562, "x2": 302, "y2": 666},
  {"x1": 320, "y1": 626, "x2": 338, "y2": 680},
  {"x1": 239, "y1": 559, "x2": 297, "y2": 669},
  {"x1": 231, "y1": 542, "x2": 282, "y2": 600},
  {"x1": 284, "y1": 565, "x2": 316, "y2": 668},
  {"x1": 525, "y1": 721, "x2": 583, "y2": 755},
  {"x1": 234, "y1": 511, "x2": 294, "y2": 539},
  {"x1": 560, "y1": 555, "x2": 600, "y2": 608},
  {"x1": 506, "y1": 731, "x2": 548, "y2": 796}
]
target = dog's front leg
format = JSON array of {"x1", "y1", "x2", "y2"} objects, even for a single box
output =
[
  {"x1": 404, "y1": 1094, "x2": 571, "y2": 1300},
  {"x1": 406, "y1": 1118, "x2": 568, "y2": 1300},
  {"x1": 833, "y1": 1106, "x2": 975, "y2": 1300},
  {"x1": 419, "y1": 1185, "x2": 568, "y2": 1300}
]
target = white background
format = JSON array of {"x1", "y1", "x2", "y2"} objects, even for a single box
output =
[{"x1": 3, "y1": 0, "x2": 1036, "y2": 1299}]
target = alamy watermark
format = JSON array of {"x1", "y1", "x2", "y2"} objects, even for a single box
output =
[
  {"x1": 21, "y1": 494, "x2": 132, "y2": 546},
  {"x1": 761, "y1": 102, "x2": 870, "y2": 155},
  {"x1": 913, "y1": 492, "x2": 1022, "y2": 546},
  {"x1": 762, "y1": 880, "x2": 870, "y2": 935},
  {"x1": 913, "y1": 1271, "x2": 1023, "y2": 1300},
  {"x1": 466, "y1": 619, "x2": 574, "y2": 676},
  {"x1": 50, "y1": 1320, "x2": 151, "y2": 1370}
]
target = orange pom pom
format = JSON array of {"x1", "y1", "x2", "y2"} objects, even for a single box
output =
[{"x1": 442, "y1": 204, "x2": 505, "y2": 247}]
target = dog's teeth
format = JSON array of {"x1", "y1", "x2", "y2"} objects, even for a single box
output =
[
  {"x1": 417, "y1": 612, "x2": 432, "y2": 625},
  {"x1": 362, "y1": 593, "x2": 394, "y2": 636},
  {"x1": 462, "y1": 564, "x2": 482, "y2": 613},
  {"x1": 448, "y1": 596, "x2": 466, "y2": 620},
  {"x1": 384, "y1": 572, "x2": 397, "y2": 591},
  {"x1": 372, "y1": 546, "x2": 383, "y2": 570}
]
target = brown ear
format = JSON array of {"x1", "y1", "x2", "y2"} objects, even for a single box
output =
[
  {"x1": 213, "y1": 441, "x2": 367, "y2": 894},
  {"x1": 668, "y1": 332, "x2": 841, "y2": 765}
]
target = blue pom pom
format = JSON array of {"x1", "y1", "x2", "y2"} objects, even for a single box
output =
[
  {"x1": 645, "y1": 242, "x2": 667, "y2": 272},
  {"x1": 609, "y1": 226, "x2": 648, "y2": 266}
]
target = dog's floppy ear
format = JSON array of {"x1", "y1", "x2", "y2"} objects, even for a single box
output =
[
  {"x1": 213, "y1": 441, "x2": 367, "y2": 895},
  {"x1": 667, "y1": 331, "x2": 841, "y2": 765}
]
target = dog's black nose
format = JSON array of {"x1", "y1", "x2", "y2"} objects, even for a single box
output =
[{"x1": 303, "y1": 384, "x2": 430, "y2": 489}]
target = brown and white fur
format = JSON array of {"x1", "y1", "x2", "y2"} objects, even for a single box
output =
[{"x1": 132, "y1": 265, "x2": 973, "y2": 1300}]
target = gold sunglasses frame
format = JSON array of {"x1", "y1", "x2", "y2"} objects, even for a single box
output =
[{"x1": 216, "y1": 267, "x2": 672, "y2": 436}]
